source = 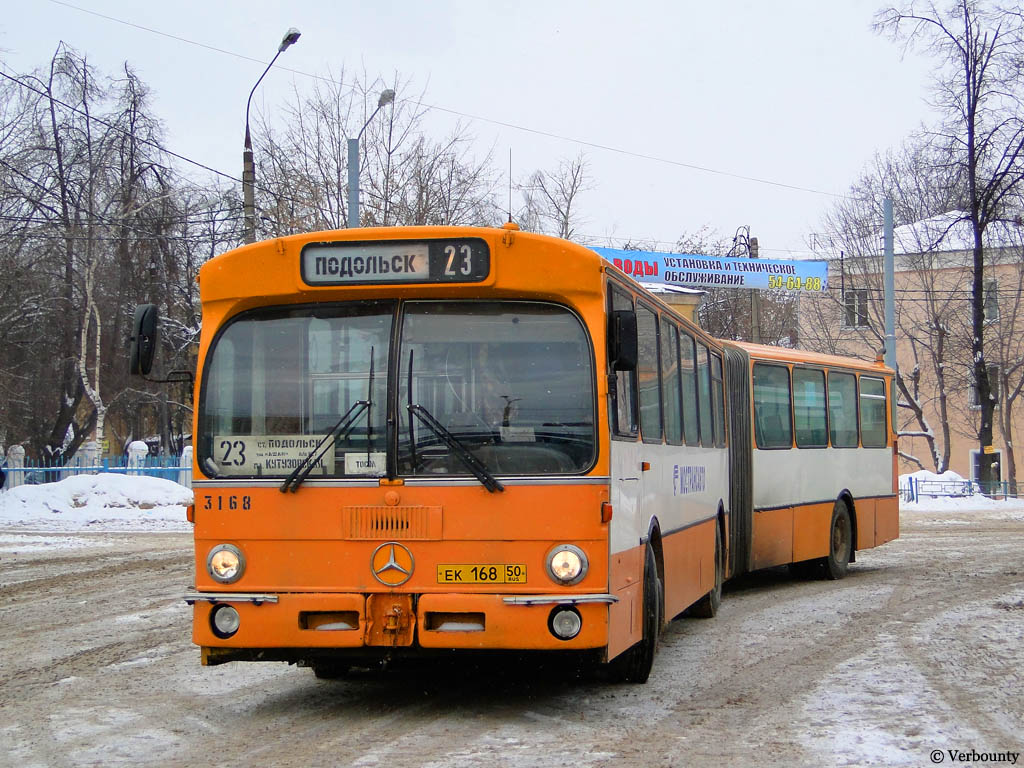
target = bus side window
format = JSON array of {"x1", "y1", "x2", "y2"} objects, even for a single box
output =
[
  {"x1": 680, "y1": 331, "x2": 700, "y2": 446},
  {"x1": 637, "y1": 304, "x2": 662, "y2": 443},
  {"x1": 793, "y1": 367, "x2": 827, "y2": 448},
  {"x1": 711, "y1": 352, "x2": 726, "y2": 448},
  {"x1": 662, "y1": 322, "x2": 683, "y2": 445},
  {"x1": 753, "y1": 363, "x2": 793, "y2": 449},
  {"x1": 610, "y1": 287, "x2": 638, "y2": 437},
  {"x1": 828, "y1": 371, "x2": 858, "y2": 448},
  {"x1": 696, "y1": 342, "x2": 713, "y2": 447},
  {"x1": 859, "y1": 376, "x2": 888, "y2": 447}
]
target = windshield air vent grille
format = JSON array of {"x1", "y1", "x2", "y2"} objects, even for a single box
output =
[{"x1": 341, "y1": 506, "x2": 442, "y2": 540}]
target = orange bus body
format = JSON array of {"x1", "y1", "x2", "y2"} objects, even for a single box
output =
[{"x1": 183, "y1": 225, "x2": 898, "y2": 677}]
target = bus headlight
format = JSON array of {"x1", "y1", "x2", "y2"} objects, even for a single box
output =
[
  {"x1": 207, "y1": 544, "x2": 245, "y2": 584},
  {"x1": 546, "y1": 544, "x2": 588, "y2": 585},
  {"x1": 549, "y1": 607, "x2": 582, "y2": 640},
  {"x1": 211, "y1": 605, "x2": 241, "y2": 638}
]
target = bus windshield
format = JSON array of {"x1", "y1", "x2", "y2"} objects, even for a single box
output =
[
  {"x1": 398, "y1": 301, "x2": 595, "y2": 476},
  {"x1": 198, "y1": 300, "x2": 595, "y2": 478}
]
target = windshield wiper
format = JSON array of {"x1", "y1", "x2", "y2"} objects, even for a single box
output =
[
  {"x1": 280, "y1": 348, "x2": 375, "y2": 493},
  {"x1": 407, "y1": 403, "x2": 504, "y2": 493},
  {"x1": 279, "y1": 400, "x2": 368, "y2": 492}
]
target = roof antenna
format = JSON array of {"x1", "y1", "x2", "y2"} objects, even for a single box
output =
[{"x1": 507, "y1": 148, "x2": 513, "y2": 223}]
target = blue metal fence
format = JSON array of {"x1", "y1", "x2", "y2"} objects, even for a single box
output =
[
  {"x1": 2, "y1": 455, "x2": 191, "y2": 490},
  {"x1": 900, "y1": 476, "x2": 1020, "y2": 502}
]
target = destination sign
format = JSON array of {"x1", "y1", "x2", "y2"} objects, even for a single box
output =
[
  {"x1": 212, "y1": 434, "x2": 335, "y2": 476},
  {"x1": 301, "y1": 238, "x2": 490, "y2": 286}
]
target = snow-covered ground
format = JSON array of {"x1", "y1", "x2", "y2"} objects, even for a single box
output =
[{"x1": 0, "y1": 473, "x2": 193, "y2": 533}]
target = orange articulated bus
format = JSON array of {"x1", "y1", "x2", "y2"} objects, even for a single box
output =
[{"x1": 132, "y1": 224, "x2": 898, "y2": 683}]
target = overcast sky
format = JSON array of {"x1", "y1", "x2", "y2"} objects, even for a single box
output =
[{"x1": 1, "y1": 0, "x2": 936, "y2": 257}]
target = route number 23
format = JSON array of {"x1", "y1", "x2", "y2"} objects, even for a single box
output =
[{"x1": 444, "y1": 244, "x2": 473, "y2": 276}]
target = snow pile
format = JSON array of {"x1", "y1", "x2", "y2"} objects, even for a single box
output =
[{"x1": 0, "y1": 473, "x2": 193, "y2": 531}]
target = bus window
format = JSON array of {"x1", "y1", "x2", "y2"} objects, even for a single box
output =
[
  {"x1": 828, "y1": 371, "x2": 858, "y2": 447},
  {"x1": 711, "y1": 352, "x2": 726, "y2": 448},
  {"x1": 661, "y1": 322, "x2": 682, "y2": 444},
  {"x1": 680, "y1": 332, "x2": 699, "y2": 446},
  {"x1": 610, "y1": 288, "x2": 638, "y2": 437},
  {"x1": 637, "y1": 305, "x2": 662, "y2": 442},
  {"x1": 753, "y1": 363, "x2": 792, "y2": 449},
  {"x1": 860, "y1": 376, "x2": 888, "y2": 448},
  {"x1": 793, "y1": 367, "x2": 827, "y2": 448},
  {"x1": 696, "y1": 342, "x2": 713, "y2": 447}
]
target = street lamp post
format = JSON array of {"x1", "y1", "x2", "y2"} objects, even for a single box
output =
[
  {"x1": 347, "y1": 89, "x2": 395, "y2": 228},
  {"x1": 243, "y1": 27, "x2": 301, "y2": 244}
]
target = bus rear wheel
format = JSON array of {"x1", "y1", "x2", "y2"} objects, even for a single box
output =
[
  {"x1": 823, "y1": 500, "x2": 852, "y2": 580},
  {"x1": 608, "y1": 544, "x2": 660, "y2": 683},
  {"x1": 690, "y1": 524, "x2": 722, "y2": 618}
]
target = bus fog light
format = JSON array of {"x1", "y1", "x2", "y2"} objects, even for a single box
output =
[
  {"x1": 207, "y1": 544, "x2": 245, "y2": 584},
  {"x1": 211, "y1": 605, "x2": 241, "y2": 638},
  {"x1": 546, "y1": 544, "x2": 588, "y2": 585},
  {"x1": 549, "y1": 607, "x2": 582, "y2": 640}
]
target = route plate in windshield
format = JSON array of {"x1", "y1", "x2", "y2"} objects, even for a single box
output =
[{"x1": 436, "y1": 564, "x2": 527, "y2": 584}]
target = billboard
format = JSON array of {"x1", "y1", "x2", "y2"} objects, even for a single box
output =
[{"x1": 592, "y1": 247, "x2": 828, "y2": 293}]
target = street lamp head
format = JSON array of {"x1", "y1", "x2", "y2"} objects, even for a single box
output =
[
  {"x1": 279, "y1": 27, "x2": 301, "y2": 52},
  {"x1": 378, "y1": 89, "x2": 396, "y2": 107}
]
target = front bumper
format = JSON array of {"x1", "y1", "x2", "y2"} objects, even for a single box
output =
[{"x1": 187, "y1": 590, "x2": 615, "y2": 658}]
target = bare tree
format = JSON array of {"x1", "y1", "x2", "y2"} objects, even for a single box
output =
[
  {"x1": 676, "y1": 226, "x2": 798, "y2": 345},
  {"x1": 518, "y1": 153, "x2": 593, "y2": 240},
  {"x1": 877, "y1": 0, "x2": 1024, "y2": 489},
  {"x1": 0, "y1": 46, "x2": 203, "y2": 462},
  {"x1": 254, "y1": 71, "x2": 498, "y2": 234},
  {"x1": 802, "y1": 142, "x2": 967, "y2": 472}
]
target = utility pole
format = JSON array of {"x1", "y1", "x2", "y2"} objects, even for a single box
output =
[
  {"x1": 883, "y1": 198, "x2": 897, "y2": 371},
  {"x1": 749, "y1": 235, "x2": 761, "y2": 344}
]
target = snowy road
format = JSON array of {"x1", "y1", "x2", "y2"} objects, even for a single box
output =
[{"x1": 1, "y1": 507, "x2": 1022, "y2": 768}]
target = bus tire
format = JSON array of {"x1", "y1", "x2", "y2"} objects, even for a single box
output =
[
  {"x1": 608, "y1": 544, "x2": 660, "y2": 683},
  {"x1": 312, "y1": 663, "x2": 350, "y2": 680},
  {"x1": 823, "y1": 500, "x2": 852, "y2": 580},
  {"x1": 690, "y1": 524, "x2": 723, "y2": 618}
]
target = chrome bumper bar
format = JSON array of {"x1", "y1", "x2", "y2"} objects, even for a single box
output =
[
  {"x1": 502, "y1": 593, "x2": 618, "y2": 606},
  {"x1": 184, "y1": 591, "x2": 279, "y2": 605}
]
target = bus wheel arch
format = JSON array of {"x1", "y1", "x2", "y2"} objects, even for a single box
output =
[
  {"x1": 646, "y1": 519, "x2": 666, "y2": 628},
  {"x1": 607, "y1": 537, "x2": 661, "y2": 683},
  {"x1": 690, "y1": 504, "x2": 726, "y2": 618}
]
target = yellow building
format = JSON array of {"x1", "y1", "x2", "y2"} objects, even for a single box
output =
[{"x1": 798, "y1": 212, "x2": 1024, "y2": 490}]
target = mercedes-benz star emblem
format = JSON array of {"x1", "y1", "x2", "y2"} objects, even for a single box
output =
[{"x1": 371, "y1": 542, "x2": 415, "y2": 586}]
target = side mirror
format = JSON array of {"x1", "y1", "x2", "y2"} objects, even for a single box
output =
[
  {"x1": 609, "y1": 309, "x2": 638, "y2": 372},
  {"x1": 129, "y1": 304, "x2": 159, "y2": 376}
]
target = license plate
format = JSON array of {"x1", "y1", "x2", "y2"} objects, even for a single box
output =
[{"x1": 436, "y1": 564, "x2": 527, "y2": 584}]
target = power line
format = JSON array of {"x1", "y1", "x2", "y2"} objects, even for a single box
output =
[{"x1": 45, "y1": 0, "x2": 851, "y2": 201}]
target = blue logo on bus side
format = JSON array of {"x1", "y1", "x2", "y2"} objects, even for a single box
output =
[{"x1": 673, "y1": 465, "x2": 706, "y2": 496}]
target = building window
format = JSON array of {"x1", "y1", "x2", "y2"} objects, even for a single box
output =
[
  {"x1": 970, "y1": 364, "x2": 1000, "y2": 409},
  {"x1": 984, "y1": 279, "x2": 999, "y2": 323},
  {"x1": 842, "y1": 289, "x2": 869, "y2": 328}
]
